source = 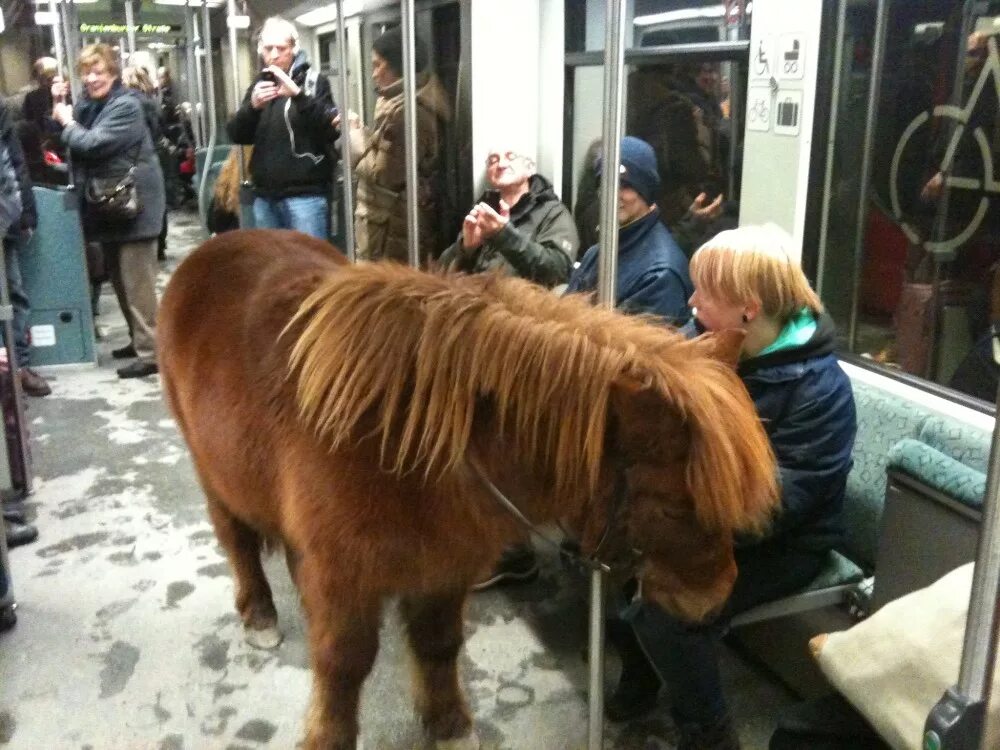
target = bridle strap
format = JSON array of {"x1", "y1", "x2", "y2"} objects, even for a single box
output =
[{"x1": 466, "y1": 454, "x2": 626, "y2": 574}]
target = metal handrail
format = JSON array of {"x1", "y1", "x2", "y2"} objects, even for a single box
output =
[
  {"x1": 566, "y1": 39, "x2": 749, "y2": 67},
  {"x1": 401, "y1": 0, "x2": 419, "y2": 268},
  {"x1": 197, "y1": 0, "x2": 218, "y2": 226},
  {"x1": 335, "y1": 0, "x2": 355, "y2": 261}
]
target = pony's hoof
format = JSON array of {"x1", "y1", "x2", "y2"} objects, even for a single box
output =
[
  {"x1": 244, "y1": 624, "x2": 283, "y2": 650},
  {"x1": 435, "y1": 732, "x2": 480, "y2": 750}
]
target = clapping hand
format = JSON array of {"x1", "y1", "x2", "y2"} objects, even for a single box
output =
[{"x1": 689, "y1": 192, "x2": 724, "y2": 222}]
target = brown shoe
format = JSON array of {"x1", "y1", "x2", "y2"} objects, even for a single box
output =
[{"x1": 19, "y1": 368, "x2": 51, "y2": 397}]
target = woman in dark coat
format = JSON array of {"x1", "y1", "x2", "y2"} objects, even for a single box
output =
[
  {"x1": 52, "y1": 44, "x2": 165, "y2": 379},
  {"x1": 606, "y1": 224, "x2": 857, "y2": 750}
]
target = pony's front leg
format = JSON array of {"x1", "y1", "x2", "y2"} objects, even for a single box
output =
[
  {"x1": 301, "y1": 582, "x2": 382, "y2": 750},
  {"x1": 399, "y1": 591, "x2": 478, "y2": 749}
]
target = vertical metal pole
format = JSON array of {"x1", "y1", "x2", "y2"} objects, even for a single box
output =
[
  {"x1": 400, "y1": 0, "x2": 420, "y2": 268},
  {"x1": 225, "y1": 0, "x2": 243, "y2": 181},
  {"x1": 198, "y1": 0, "x2": 218, "y2": 226},
  {"x1": 47, "y1": 0, "x2": 65, "y2": 77},
  {"x1": 589, "y1": 2, "x2": 627, "y2": 748},
  {"x1": 184, "y1": 5, "x2": 203, "y2": 149},
  {"x1": 191, "y1": 5, "x2": 207, "y2": 150},
  {"x1": 60, "y1": 0, "x2": 83, "y2": 105},
  {"x1": 123, "y1": 0, "x2": 136, "y2": 61},
  {"x1": 815, "y1": 0, "x2": 847, "y2": 296},
  {"x1": 0, "y1": 243, "x2": 31, "y2": 496},
  {"x1": 924, "y1": 330, "x2": 1000, "y2": 749},
  {"x1": 336, "y1": 0, "x2": 355, "y2": 261},
  {"x1": 847, "y1": 0, "x2": 888, "y2": 349}
]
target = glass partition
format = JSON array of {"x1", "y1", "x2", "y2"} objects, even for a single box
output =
[
  {"x1": 564, "y1": 0, "x2": 748, "y2": 257},
  {"x1": 817, "y1": 0, "x2": 1000, "y2": 406}
]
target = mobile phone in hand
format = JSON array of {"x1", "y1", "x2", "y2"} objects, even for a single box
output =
[
  {"x1": 483, "y1": 189, "x2": 502, "y2": 212},
  {"x1": 259, "y1": 69, "x2": 278, "y2": 84}
]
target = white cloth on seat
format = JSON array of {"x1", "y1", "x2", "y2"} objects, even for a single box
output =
[{"x1": 811, "y1": 563, "x2": 1000, "y2": 750}]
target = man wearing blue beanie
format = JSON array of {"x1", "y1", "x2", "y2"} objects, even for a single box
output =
[{"x1": 565, "y1": 136, "x2": 693, "y2": 325}]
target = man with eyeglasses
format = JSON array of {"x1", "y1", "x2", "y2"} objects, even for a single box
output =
[
  {"x1": 438, "y1": 148, "x2": 578, "y2": 288},
  {"x1": 441, "y1": 146, "x2": 578, "y2": 592}
]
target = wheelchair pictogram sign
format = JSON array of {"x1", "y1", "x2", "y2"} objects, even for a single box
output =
[{"x1": 890, "y1": 35, "x2": 1000, "y2": 257}]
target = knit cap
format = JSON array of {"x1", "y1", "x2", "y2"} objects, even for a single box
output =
[{"x1": 597, "y1": 135, "x2": 661, "y2": 206}]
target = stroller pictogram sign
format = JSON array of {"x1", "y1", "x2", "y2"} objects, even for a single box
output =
[{"x1": 779, "y1": 34, "x2": 804, "y2": 79}]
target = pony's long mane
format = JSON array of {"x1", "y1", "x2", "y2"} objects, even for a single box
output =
[{"x1": 289, "y1": 264, "x2": 774, "y2": 533}]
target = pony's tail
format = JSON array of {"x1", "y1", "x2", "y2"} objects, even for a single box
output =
[{"x1": 682, "y1": 360, "x2": 779, "y2": 535}]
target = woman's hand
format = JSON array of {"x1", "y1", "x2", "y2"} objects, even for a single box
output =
[
  {"x1": 52, "y1": 101, "x2": 74, "y2": 127},
  {"x1": 332, "y1": 110, "x2": 361, "y2": 129},
  {"x1": 50, "y1": 77, "x2": 69, "y2": 103}
]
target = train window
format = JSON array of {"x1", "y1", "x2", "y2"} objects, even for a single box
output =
[
  {"x1": 564, "y1": 0, "x2": 747, "y2": 257},
  {"x1": 815, "y1": 1, "x2": 1000, "y2": 407},
  {"x1": 566, "y1": 0, "x2": 741, "y2": 52}
]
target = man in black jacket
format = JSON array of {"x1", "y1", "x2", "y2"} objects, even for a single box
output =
[
  {"x1": 438, "y1": 148, "x2": 578, "y2": 287},
  {"x1": 226, "y1": 16, "x2": 337, "y2": 239},
  {"x1": 0, "y1": 99, "x2": 47, "y2": 397}
]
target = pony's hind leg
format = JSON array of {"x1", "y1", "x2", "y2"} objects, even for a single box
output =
[
  {"x1": 399, "y1": 592, "x2": 478, "y2": 749},
  {"x1": 205, "y1": 498, "x2": 282, "y2": 649}
]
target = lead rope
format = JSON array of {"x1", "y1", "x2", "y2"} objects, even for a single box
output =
[{"x1": 466, "y1": 454, "x2": 615, "y2": 574}]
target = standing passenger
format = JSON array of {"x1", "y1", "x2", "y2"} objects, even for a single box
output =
[
  {"x1": 52, "y1": 44, "x2": 166, "y2": 379},
  {"x1": 606, "y1": 225, "x2": 857, "y2": 750},
  {"x1": 0, "y1": 99, "x2": 47, "y2": 396},
  {"x1": 344, "y1": 28, "x2": 452, "y2": 264},
  {"x1": 226, "y1": 16, "x2": 337, "y2": 239}
]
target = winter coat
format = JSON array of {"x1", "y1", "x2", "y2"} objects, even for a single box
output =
[
  {"x1": 0, "y1": 138, "x2": 22, "y2": 237},
  {"x1": 566, "y1": 207, "x2": 693, "y2": 325},
  {"x1": 353, "y1": 72, "x2": 452, "y2": 264},
  {"x1": 226, "y1": 54, "x2": 337, "y2": 199},
  {"x1": 737, "y1": 314, "x2": 857, "y2": 552},
  {"x1": 0, "y1": 99, "x2": 36, "y2": 237},
  {"x1": 62, "y1": 80, "x2": 166, "y2": 244},
  {"x1": 437, "y1": 174, "x2": 578, "y2": 287}
]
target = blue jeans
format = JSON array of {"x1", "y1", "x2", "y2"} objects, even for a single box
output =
[
  {"x1": 252, "y1": 195, "x2": 329, "y2": 240},
  {"x1": 623, "y1": 542, "x2": 826, "y2": 728},
  {"x1": 3, "y1": 234, "x2": 30, "y2": 367}
]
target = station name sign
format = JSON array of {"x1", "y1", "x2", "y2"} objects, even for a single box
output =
[{"x1": 79, "y1": 23, "x2": 179, "y2": 34}]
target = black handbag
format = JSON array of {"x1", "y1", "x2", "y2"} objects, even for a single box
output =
[{"x1": 85, "y1": 146, "x2": 142, "y2": 222}]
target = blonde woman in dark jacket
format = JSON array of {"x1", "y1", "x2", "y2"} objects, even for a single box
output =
[{"x1": 53, "y1": 44, "x2": 165, "y2": 379}]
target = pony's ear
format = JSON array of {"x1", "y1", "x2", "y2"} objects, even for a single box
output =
[{"x1": 691, "y1": 329, "x2": 744, "y2": 369}]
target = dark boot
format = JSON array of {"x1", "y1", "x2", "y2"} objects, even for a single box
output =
[
  {"x1": 5, "y1": 519, "x2": 38, "y2": 548},
  {"x1": 677, "y1": 716, "x2": 741, "y2": 750},
  {"x1": 605, "y1": 620, "x2": 662, "y2": 722}
]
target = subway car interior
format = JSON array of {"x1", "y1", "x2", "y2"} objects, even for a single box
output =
[{"x1": 0, "y1": 0, "x2": 999, "y2": 748}]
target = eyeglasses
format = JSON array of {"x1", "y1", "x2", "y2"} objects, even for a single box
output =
[{"x1": 486, "y1": 151, "x2": 521, "y2": 167}]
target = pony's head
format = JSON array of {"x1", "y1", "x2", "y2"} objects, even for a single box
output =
[{"x1": 596, "y1": 329, "x2": 777, "y2": 622}]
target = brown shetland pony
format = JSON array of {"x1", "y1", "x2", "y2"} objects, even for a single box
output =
[{"x1": 158, "y1": 229, "x2": 778, "y2": 750}]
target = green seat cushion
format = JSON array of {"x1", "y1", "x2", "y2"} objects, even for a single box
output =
[
  {"x1": 917, "y1": 416, "x2": 991, "y2": 475},
  {"x1": 888, "y1": 438, "x2": 986, "y2": 510},
  {"x1": 843, "y1": 381, "x2": 930, "y2": 569}
]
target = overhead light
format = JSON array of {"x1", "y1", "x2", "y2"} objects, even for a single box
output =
[
  {"x1": 153, "y1": 0, "x2": 225, "y2": 6},
  {"x1": 0, "y1": 8, "x2": 5, "y2": 33},
  {"x1": 633, "y1": 5, "x2": 726, "y2": 27},
  {"x1": 34, "y1": 10, "x2": 58, "y2": 24},
  {"x1": 295, "y1": 0, "x2": 361, "y2": 28}
]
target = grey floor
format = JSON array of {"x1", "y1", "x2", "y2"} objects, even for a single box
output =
[{"x1": 0, "y1": 210, "x2": 796, "y2": 750}]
